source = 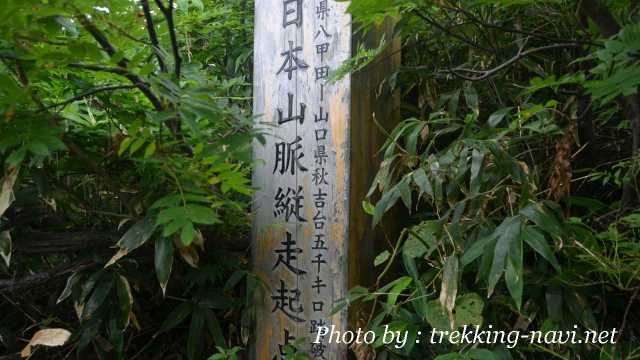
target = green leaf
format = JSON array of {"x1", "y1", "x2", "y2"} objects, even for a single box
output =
[
  {"x1": 204, "y1": 309, "x2": 226, "y2": 347},
  {"x1": 403, "y1": 236, "x2": 428, "y2": 259},
  {"x1": 522, "y1": 226, "x2": 560, "y2": 271},
  {"x1": 187, "y1": 308, "x2": 206, "y2": 360},
  {"x1": 425, "y1": 300, "x2": 451, "y2": 331},
  {"x1": 82, "y1": 275, "x2": 114, "y2": 320},
  {"x1": 487, "y1": 216, "x2": 522, "y2": 297},
  {"x1": 461, "y1": 232, "x2": 497, "y2": 267},
  {"x1": 180, "y1": 221, "x2": 196, "y2": 245},
  {"x1": 129, "y1": 138, "x2": 146, "y2": 155},
  {"x1": 487, "y1": 107, "x2": 512, "y2": 127},
  {"x1": 144, "y1": 142, "x2": 156, "y2": 157},
  {"x1": 519, "y1": 202, "x2": 563, "y2": 239},
  {"x1": 185, "y1": 204, "x2": 218, "y2": 225},
  {"x1": 374, "y1": 250, "x2": 391, "y2": 266},
  {"x1": 505, "y1": 232, "x2": 523, "y2": 310},
  {"x1": 116, "y1": 275, "x2": 133, "y2": 329},
  {"x1": 117, "y1": 216, "x2": 157, "y2": 251},
  {"x1": 159, "y1": 302, "x2": 192, "y2": 334},
  {"x1": 387, "y1": 276, "x2": 412, "y2": 306},
  {"x1": 373, "y1": 186, "x2": 399, "y2": 226},
  {"x1": 413, "y1": 168, "x2": 433, "y2": 197},
  {"x1": 454, "y1": 293, "x2": 484, "y2": 327},
  {"x1": 468, "y1": 348, "x2": 500, "y2": 360},
  {"x1": 155, "y1": 236, "x2": 174, "y2": 295},
  {"x1": 435, "y1": 354, "x2": 467, "y2": 360},
  {"x1": 57, "y1": 272, "x2": 82, "y2": 304},
  {"x1": 464, "y1": 85, "x2": 479, "y2": 117},
  {"x1": 106, "y1": 217, "x2": 157, "y2": 267},
  {"x1": 470, "y1": 149, "x2": 484, "y2": 194},
  {"x1": 0, "y1": 230, "x2": 10, "y2": 267},
  {"x1": 362, "y1": 200, "x2": 375, "y2": 215}
]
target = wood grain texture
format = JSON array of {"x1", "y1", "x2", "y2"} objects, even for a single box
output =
[{"x1": 252, "y1": 1, "x2": 399, "y2": 358}]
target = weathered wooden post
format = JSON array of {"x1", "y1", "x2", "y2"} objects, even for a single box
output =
[{"x1": 252, "y1": 0, "x2": 399, "y2": 358}]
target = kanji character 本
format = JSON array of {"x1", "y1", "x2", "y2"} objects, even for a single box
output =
[
  {"x1": 271, "y1": 280, "x2": 305, "y2": 323},
  {"x1": 312, "y1": 252, "x2": 327, "y2": 273},
  {"x1": 273, "y1": 231, "x2": 306, "y2": 275},
  {"x1": 274, "y1": 186, "x2": 306, "y2": 222},
  {"x1": 312, "y1": 234, "x2": 327, "y2": 250},
  {"x1": 310, "y1": 319, "x2": 327, "y2": 333},
  {"x1": 274, "y1": 136, "x2": 308, "y2": 175},
  {"x1": 278, "y1": 93, "x2": 306, "y2": 125},
  {"x1": 282, "y1": 0, "x2": 302, "y2": 28},
  {"x1": 315, "y1": 65, "x2": 330, "y2": 81},
  {"x1": 316, "y1": 0, "x2": 330, "y2": 20},
  {"x1": 273, "y1": 329, "x2": 295, "y2": 360},
  {"x1": 313, "y1": 276, "x2": 327, "y2": 293},
  {"x1": 277, "y1": 41, "x2": 309, "y2": 80},
  {"x1": 316, "y1": 42, "x2": 329, "y2": 62},
  {"x1": 312, "y1": 167, "x2": 329, "y2": 185},
  {"x1": 315, "y1": 107, "x2": 328, "y2": 123}
]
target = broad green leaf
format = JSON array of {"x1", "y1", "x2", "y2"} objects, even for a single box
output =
[
  {"x1": 373, "y1": 186, "x2": 399, "y2": 226},
  {"x1": 413, "y1": 168, "x2": 433, "y2": 197},
  {"x1": 155, "y1": 236, "x2": 174, "y2": 295},
  {"x1": 159, "y1": 302, "x2": 192, "y2": 334},
  {"x1": 82, "y1": 275, "x2": 114, "y2": 320},
  {"x1": 374, "y1": 250, "x2": 391, "y2": 266},
  {"x1": 468, "y1": 348, "x2": 500, "y2": 360},
  {"x1": 464, "y1": 85, "x2": 479, "y2": 117},
  {"x1": 115, "y1": 275, "x2": 133, "y2": 330},
  {"x1": 487, "y1": 107, "x2": 512, "y2": 127},
  {"x1": 57, "y1": 272, "x2": 82, "y2": 304},
  {"x1": 187, "y1": 308, "x2": 206, "y2": 360},
  {"x1": 425, "y1": 300, "x2": 451, "y2": 331},
  {"x1": 461, "y1": 232, "x2": 497, "y2": 267},
  {"x1": 185, "y1": 204, "x2": 218, "y2": 225},
  {"x1": 106, "y1": 217, "x2": 157, "y2": 267},
  {"x1": 505, "y1": 232, "x2": 523, "y2": 310},
  {"x1": 180, "y1": 221, "x2": 196, "y2": 245},
  {"x1": 487, "y1": 216, "x2": 522, "y2": 297},
  {"x1": 520, "y1": 202, "x2": 563, "y2": 239},
  {"x1": 403, "y1": 236, "x2": 427, "y2": 259},
  {"x1": 387, "y1": 276, "x2": 412, "y2": 306},
  {"x1": 454, "y1": 293, "x2": 484, "y2": 327},
  {"x1": 470, "y1": 149, "x2": 484, "y2": 194},
  {"x1": 204, "y1": 309, "x2": 226, "y2": 347},
  {"x1": 522, "y1": 226, "x2": 560, "y2": 271},
  {"x1": 435, "y1": 354, "x2": 467, "y2": 360}
]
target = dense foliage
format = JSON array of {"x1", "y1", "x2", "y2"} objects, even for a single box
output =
[
  {"x1": 339, "y1": 0, "x2": 640, "y2": 359},
  {"x1": 2, "y1": 0, "x2": 640, "y2": 359},
  {"x1": 0, "y1": 0, "x2": 255, "y2": 359}
]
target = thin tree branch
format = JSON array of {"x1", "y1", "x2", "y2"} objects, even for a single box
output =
[
  {"x1": 154, "y1": 0, "x2": 181, "y2": 78},
  {"x1": 75, "y1": 13, "x2": 164, "y2": 111},
  {"x1": 442, "y1": 43, "x2": 581, "y2": 81},
  {"x1": 41, "y1": 84, "x2": 138, "y2": 110},
  {"x1": 141, "y1": 0, "x2": 168, "y2": 72},
  {"x1": 412, "y1": 9, "x2": 494, "y2": 54}
]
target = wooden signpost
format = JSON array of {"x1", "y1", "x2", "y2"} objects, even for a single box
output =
[{"x1": 252, "y1": 0, "x2": 399, "y2": 358}]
